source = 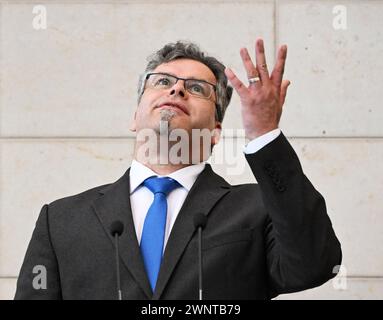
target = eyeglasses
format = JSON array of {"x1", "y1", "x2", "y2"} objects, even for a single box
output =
[{"x1": 144, "y1": 72, "x2": 217, "y2": 100}]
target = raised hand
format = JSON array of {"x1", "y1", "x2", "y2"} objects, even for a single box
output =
[{"x1": 225, "y1": 38, "x2": 290, "y2": 140}]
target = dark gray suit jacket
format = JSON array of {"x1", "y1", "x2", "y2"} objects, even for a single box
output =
[{"x1": 15, "y1": 133, "x2": 342, "y2": 300}]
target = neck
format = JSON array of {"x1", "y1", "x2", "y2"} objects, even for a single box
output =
[
  {"x1": 133, "y1": 141, "x2": 207, "y2": 176},
  {"x1": 136, "y1": 160, "x2": 193, "y2": 175},
  {"x1": 132, "y1": 128, "x2": 211, "y2": 174}
]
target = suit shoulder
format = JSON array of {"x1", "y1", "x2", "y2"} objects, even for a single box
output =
[
  {"x1": 228, "y1": 182, "x2": 265, "y2": 205},
  {"x1": 47, "y1": 182, "x2": 112, "y2": 212},
  {"x1": 230, "y1": 182, "x2": 260, "y2": 192}
]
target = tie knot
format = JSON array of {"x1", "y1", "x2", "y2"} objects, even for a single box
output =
[{"x1": 143, "y1": 176, "x2": 180, "y2": 196}]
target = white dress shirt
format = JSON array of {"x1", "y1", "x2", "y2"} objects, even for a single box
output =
[{"x1": 129, "y1": 128, "x2": 281, "y2": 249}]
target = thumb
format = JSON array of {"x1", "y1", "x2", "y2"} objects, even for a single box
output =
[{"x1": 280, "y1": 80, "x2": 291, "y2": 107}]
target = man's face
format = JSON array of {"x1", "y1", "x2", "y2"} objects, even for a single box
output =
[{"x1": 131, "y1": 59, "x2": 221, "y2": 139}]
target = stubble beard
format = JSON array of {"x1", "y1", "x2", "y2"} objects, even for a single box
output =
[
  {"x1": 159, "y1": 109, "x2": 177, "y2": 135},
  {"x1": 157, "y1": 109, "x2": 177, "y2": 165}
]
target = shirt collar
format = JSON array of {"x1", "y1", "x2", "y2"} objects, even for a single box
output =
[{"x1": 129, "y1": 159, "x2": 206, "y2": 194}]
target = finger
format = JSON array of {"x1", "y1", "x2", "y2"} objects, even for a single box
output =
[
  {"x1": 279, "y1": 79, "x2": 291, "y2": 107},
  {"x1": 271, "y1": 45, "x2": 288, "y2": 88},
  {"x1": 240, "y1": 48, "x2": 259, "y2": 78},
  {"x1": 240, "y1": 48, "x2": 262, "y2": 89},
  {"x1": 255, "y1": 38, "x2": 270, "y2": 84},
  {"x1": 225, "y1": 67, "x2": 249, "y2": 97}
]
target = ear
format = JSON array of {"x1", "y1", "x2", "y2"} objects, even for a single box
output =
[
  {"x1": 129, "y1": 111, "x2": 137, "y2": 132},
  {"x1": 211, "y1": 122, "x2": 222, "y2": 146}
]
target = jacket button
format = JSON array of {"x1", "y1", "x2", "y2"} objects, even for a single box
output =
[
  {"x1": 273, "y1": 176, "x2": 281, "y2": 185},
  {"x1": 264, "y1": 161, "x2": 276, "y2": 171},
  {"x1": 268, "y1": 169, "x2": 277, "y2": 177}
]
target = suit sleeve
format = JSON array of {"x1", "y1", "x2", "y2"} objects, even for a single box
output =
[
  {"x1": 14, "y1": 204, "x2": 62, "y2": 300},
  {"x1": 245, "y1": 132, "x2": 342, "y2": 297}
]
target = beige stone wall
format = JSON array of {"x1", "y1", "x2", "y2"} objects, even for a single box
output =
[{"x1": 1, "y1": 0, "x2": 382, "y2": 299}]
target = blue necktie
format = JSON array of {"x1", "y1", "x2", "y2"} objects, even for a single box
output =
[{"x1": 140, "y1": 176, "x2": 180, "y2": 291}]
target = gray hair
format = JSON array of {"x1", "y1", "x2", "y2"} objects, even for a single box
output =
[{"x1": 137, "y1": 41, "x2": 233, "y2": 122}]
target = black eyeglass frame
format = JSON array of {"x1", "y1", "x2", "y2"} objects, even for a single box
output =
[
  {"x1": 144, "y1": 72, "x2": 217, "y2": 100},
  {"x1": 142, "y1": 72, "x2": 223, "y2": 122}
]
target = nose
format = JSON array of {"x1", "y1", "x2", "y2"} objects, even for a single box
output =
[{"x1": 169, "y1": 80, "x2": 186, "y2": 98}]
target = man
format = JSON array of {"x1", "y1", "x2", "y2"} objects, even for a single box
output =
[{"x1": 15, "y1": 39, "x2": 342, "y2": 300}]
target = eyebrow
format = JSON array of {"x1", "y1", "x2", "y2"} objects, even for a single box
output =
[{"x1": 156, "y1": 72, "x2": 216, "y2": 86}]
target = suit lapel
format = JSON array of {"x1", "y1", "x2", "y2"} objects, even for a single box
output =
[
  {"x1": 91, "y1": 169, "x2": 153, "y2": 299},
  {"x1": 153, "y1": 164, "x2": 231, "y2": 300}
]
